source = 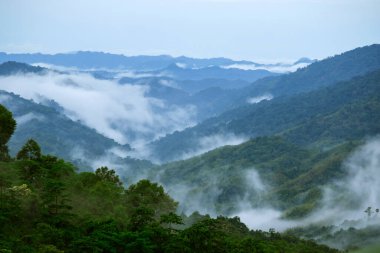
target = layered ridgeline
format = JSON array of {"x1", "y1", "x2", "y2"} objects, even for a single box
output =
[
  {"x1": 152, "y1": 137, "x2": 357, "y2": 217},
  {"x1": 150, "y1": 69, "x2": 380, "y2": 214},
  {"x1": 244, "y1": 44, "x2": 380, "y2": 98},
  {"x1": 0, "y1": 60, "x2": 277, "y2": 153},
  {"x1": 148, "y1": 69, "x2": 380, "y2": 250},
  {"x1": 0, "y1": 105, "x2": 338, "y2": 253},
  {"x1": 150, "y1": 44, "x2": 380, "y2": 162},
  {"x1": 1, "y1": 45, "x2": 379, "y2": 251},
  {"x1": 0, "y1": 50, "x2": 309, "y2": 72}
]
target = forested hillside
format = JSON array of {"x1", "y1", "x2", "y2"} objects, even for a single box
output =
[
  {"x1": 244, "y1": 44, "x2": 380, "y2": 97},
  {"x1": 1, "y1": 45, "x2": 379, "y2": 252},
  {"x1": 153, "y1": 136, "x2": 358, "y2": 217},
  {"x1": 151, "y1": 68, "x2": 380, "y2": 161},
  {"x1": 0, "y1": 104, "x2": 339, "y2": 253},
  {"x1": 149, "y1": 68, "x2": 380, "y2": 223}
]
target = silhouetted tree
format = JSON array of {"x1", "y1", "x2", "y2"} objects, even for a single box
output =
[{"x1": 0, "y1": 104, "x2": 16, "y2": 161}]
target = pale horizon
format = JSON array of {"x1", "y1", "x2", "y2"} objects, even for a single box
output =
[{"x1": 1, "y1": 0, "x2": 379, "y2": 62}]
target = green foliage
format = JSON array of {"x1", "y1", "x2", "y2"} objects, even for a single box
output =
[
  {"x1": 286, "y1": 224, "x2": 380, "y2": 251},
  {"x1": 95, "y1": 166, "x2": 123, "y2": 187},
  {"x1": 16, "y1": 139, "x2": 42, "y2": 160},
  {"x1": 151, "y1": 68, "x2": 380, "y2": 217},
  {"x1": 246, "y1": 44, "x2": 380, "y2": 98},
  {"x1": 0, "y1": 104, "x2": 16, "y2": 161},
  {"x1": 152, "y1": 66, "x2": 380, "y2": 162},
  {"x1": 125, "y1": 179, "x2": 178, "y2": 219},
  {"x1": 155, "y1": 136, "x2": 357, "y2": 216},
  {"x1": 160, "y1": 212, "x2": 183, "y2": 226},
  {"x1": 0, "y1": 140, "x2": 339, "y2": 252}
]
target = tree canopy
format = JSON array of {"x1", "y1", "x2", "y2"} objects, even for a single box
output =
[{"x1": 0, "y1": 104, "x2": 16, "y2": 161}]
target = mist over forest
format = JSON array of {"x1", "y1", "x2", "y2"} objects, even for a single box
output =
[
  {"x1": 1, "y1": 45, "x2": 380, "y2": 252},
  {"x1": 1, "y1": 0, "x2": 380, "y2": 252}
]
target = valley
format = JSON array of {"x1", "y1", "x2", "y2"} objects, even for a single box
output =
[{"x1": 1, "y1": 45, "x2": 380, "y2": 251}]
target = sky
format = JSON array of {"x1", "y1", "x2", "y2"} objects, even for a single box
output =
[{"x1": 0, "y1": 0, "x2": 379, "y2": 61}]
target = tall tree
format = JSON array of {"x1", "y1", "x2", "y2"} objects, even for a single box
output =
[{"x1": 0, "y1": 104, "x2": 16, "y2": 161}]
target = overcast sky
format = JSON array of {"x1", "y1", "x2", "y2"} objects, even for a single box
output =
[{"x1": 1, "y1": 0, "x2": 379, "y2": 61}]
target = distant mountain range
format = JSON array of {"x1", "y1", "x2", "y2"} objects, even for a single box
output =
[
  {"x1": 150, "y1": 61, "x2": 380, "y2": 217},
  {"x1": 1, "y1": 45, "x2": 379, "y2": 251},
  {"x1": 0, "y1": 51, "x2": 313, "y2": 72},
  {"x1": 150, "y1": 44, "x2": 380, "y2": 161},
  {"x1": 146, "y1": 63, "x2": 279, "y2": 82},
  {"x1": 1, "y1": 44, "x2": 380, "y2": 228}
]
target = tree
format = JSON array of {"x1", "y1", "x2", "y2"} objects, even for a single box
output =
[
  {"x1": 160, "y1": 212, "x2": 183, "y2": 231},
  {"x1": 365, "y1": 207, "x2": 373, "y2": 219},
  {"x1": 128, "y1": 206, "x2": 156, "y2": 232},
  {"x1": 40, "y1": 157, "x2": 75, "y2": 226},
  {"x1": 16, "y1": 139, "x2": 42, "y2": 160},
  {"x1": 95, "y1": 166, "x2": 122, "y2": 187},
  {"x1": 125, "y1": 180, "x2": 178, "y2": 219},
  {"x1": 0, "y1": 105, "x2": 16, "y2": 161}
]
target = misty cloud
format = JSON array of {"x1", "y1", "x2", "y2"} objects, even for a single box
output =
[
  {"x1": 158, "y1": 79, "x2": 179, "y2": 89},
  {"x1": 178, "y1": 133, "x2": 248, "y2": 161},
  {"x1": 223, "y1": 62, "x2": 310, "y2": 73},
  {"x1": 15, "y1": 112, "x2": 46, "y2": 125},
  {"x1": 0, "y1": 94, "x2": 11, "y2": 103},
  {"x1": 233, "y1": 137, "x2": 380, "y2": 231},
  {"x1": 0, "y1": 72, "x2": 197, "y2": 147},
  {"x1": 247, "y1": 94, "x2": 273, "y2": 104},
  {"x1": 161, "y1": 167, "x2": 267, "y2": 216},
  {"x1": 309, "y1": 137, "x2": 380, "y2": 225}
]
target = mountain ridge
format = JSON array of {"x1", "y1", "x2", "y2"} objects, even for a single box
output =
[{"x1": 150, "y1": 44, "x2": 380, "y2": 161}]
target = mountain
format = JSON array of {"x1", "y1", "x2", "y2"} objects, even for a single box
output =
[
  {"x1": 0, "y1": 157, "x2": 338, "y2": 253},
  {"x1": 0, "y1": 51, "x2": 258, "y2": 71},
  {"x1": 150, "y1": 45, "x2": 380, "y2": 161},
  {"x1": 244, "y1": 44, "x2": 380, "y2": 98},
  {"x1": 0, "y1": 91, "x2": 153, "y2": 172},
  {"x1": 152, "y1": 136, "x2": 357, "y2": 217},
  {"x1": 119, "y1": 76, "x2": 251, "y2": 121},
  {"x1": 294, "y1": 57, "x2": 316, "y2": 65},
  {"x1": 148, "y1": 63, "x2": 279, "y2": 82},
  {"x1": 0, "y1": 61, "x2": 47, "y2": 76},
  {"x1": 150, "y1": 69, "x2": 380, "y2": 217},
  {"x1": 177, "y1": 78, "x2": 251, "y2": 94},
  {"x1": 0, "y1": 51, "x2": 309, "y2": 73}
]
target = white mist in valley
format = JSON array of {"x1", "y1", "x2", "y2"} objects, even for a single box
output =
[
  {"x1": 247, "y1": 94, "x2": 273, "y2": 104},
  {"x1": 177, "y1": 133, "x2": 248, "y2": 161},
  {"x1": 0, "y1": 71, "x2": 196, "y2": 149},
  {"x1": 233, "y1": 137, "x2": 380, "y2": 231},
  {"x1": 308, "y1": 137, "x2": 380, "y2": 226},
  {"x1": 162, "y1": 167, "x2": 267, "y2": 217},
  {"x1": 1, "y1": 64, "x2": 379, "y2": 237}
]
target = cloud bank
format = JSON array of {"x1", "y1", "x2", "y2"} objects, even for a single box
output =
[{"x1": 0, "y1": 72, "x2": 196, "y2": 147}]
